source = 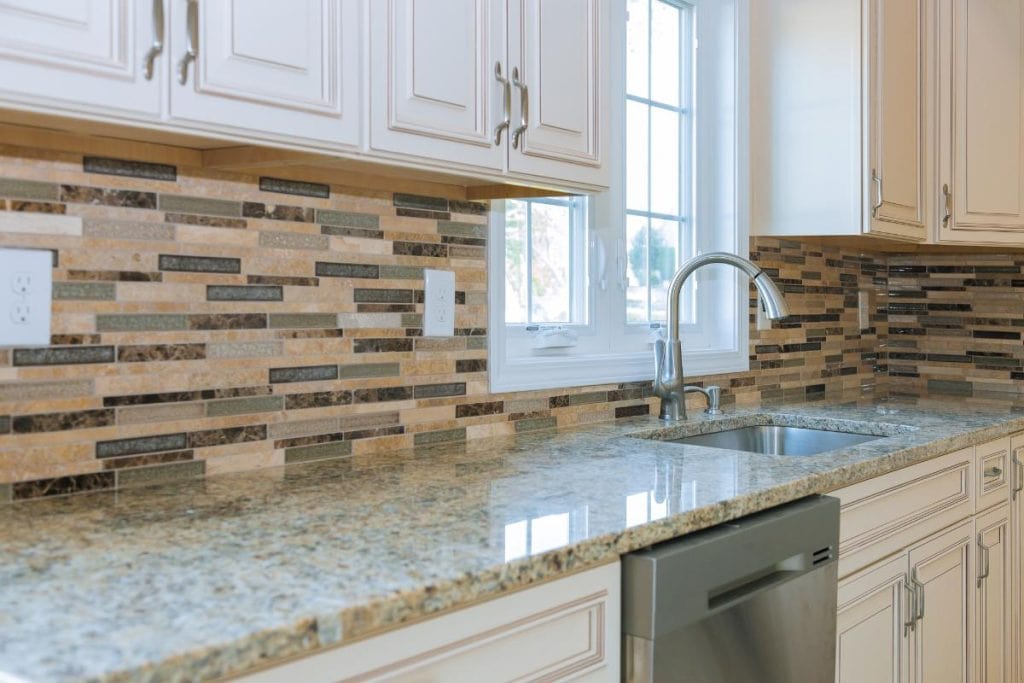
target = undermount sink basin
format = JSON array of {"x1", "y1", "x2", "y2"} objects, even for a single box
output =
[{"x1": 662, "y1": 425, "x2": 883, "y2": 457}]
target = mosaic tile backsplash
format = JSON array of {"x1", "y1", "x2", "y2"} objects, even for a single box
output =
[{"x1": 0, "y1": 146, "x2": 889, "y2": 501}]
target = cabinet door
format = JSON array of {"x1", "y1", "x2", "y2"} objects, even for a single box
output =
[
  {"x1": 867, "y1": 0, "x2": 928, "y2": 241},
  {"x1": 939, "y1": 0, "x2": 1024, "y2": 241},
  {"x1": 169, "y1": 0, "x2": 360, "y2": 148},
  {"x1": 1011, "y1": 436, "x2": 1024, "y2": 683},
  {"x1": 909, "y1": 520, "x2": 973, "y2": 683},
  {"x1": 976, "y1": 504, "x2": 1013, "y2": 683},
  {"x1": 836, "y1": 555, "x2": 910, "y2": 683},
  {"x1": 507, "y1": 0, "x2": 607, "y2": 188},
  {"x1": 368, "y1": 0, "x2": 507, "y2": 171},
  {"x1": 0, "y1": 0, "x2": 161, "y2": 117}
]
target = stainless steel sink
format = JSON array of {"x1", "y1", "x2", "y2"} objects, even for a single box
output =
[{"x1": 663, "y1": 425, "x2": 882, "y2": 456}]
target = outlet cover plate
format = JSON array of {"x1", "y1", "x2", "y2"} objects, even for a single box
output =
[
  {"x1": 0, "y1": 248, "x2": 52, "y2": 346},
  {"x1": 423, "y1": 269, "x2": 455, "y2": 337}
]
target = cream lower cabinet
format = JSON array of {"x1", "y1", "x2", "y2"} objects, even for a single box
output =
[
  {"x1": 233, "y1": 561, "x2": 620, "y2": 683},
  {"x1": 1010, "y1": 435, "x2": 1024, "y2": 683},
  {"x1": 835, "y1": 435, "x2": 1022, "y2": 683}
]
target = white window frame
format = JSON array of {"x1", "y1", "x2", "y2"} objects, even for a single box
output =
[{"x1": 489, "y1": 0, "x2": 750, "y2": 393}]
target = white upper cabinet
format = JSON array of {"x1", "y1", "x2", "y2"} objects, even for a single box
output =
[
  {"x1": 169, "y1": 0, "x2": 360, "y2": 148},
  {"x1": 0, "y1": 0, "x2": 162, "y2": 117},
  {"x1": 937, "y1": 0, "x2": 1024, "y2": 243},
  {"x1": 506, "y1": 0, "x2": 607, "y2": 187},
  {"x1": 368, "y1": 0, "x2": 507, "y2": 171},
  {"x1": 368, "y1": 0, "x2": 608, "y2": 189},
  {"x1": 750, "y1": 0, "x2": 930, "y2": 242},
  {"x1": 868, "y1": 0, "x2": 930, "y2": 241}
]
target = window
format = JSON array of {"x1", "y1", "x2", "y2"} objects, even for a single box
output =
[{"x1": 489, "y1": 0, "x2": 748, "y2": 393}]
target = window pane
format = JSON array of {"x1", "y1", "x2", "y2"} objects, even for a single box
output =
[
  {"x1": 626, "y1": 214, "x2": 649, "y2": 323},
  {"x1": 530, "y1": 202, "x2": 571, "y2": 323},
  {"x1": 649, "y1": 218, "x2": 679, "y2": 323},
  {"x1": 626, "y1": 100, "x2": 649, "y2": 211},
  {"x1": 651, "y1": 0, "x2": 680, "y2": 106},
  {"x1": 504, "y1": 200, "x2": 528, "y2": 324},
  {"x1": 650, "y1": 106, "x2": 680, "y2": 216},
  {"x1": 626, "y1": 0, "x2": 649, "y2": 98}
]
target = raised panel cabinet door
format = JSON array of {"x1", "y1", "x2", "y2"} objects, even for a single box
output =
[
  {"x1": 941, "y1": 0, "x2": 1024, "y2": 239},
  {"x1": 836, "y1": 555, "x2": 910, "y2": 683},
  {"x1": 507, "y1": 0, "x2": 608, "y2": 188},
  {"x1": 1010, "y1": 435, "x2": 1024, "y2": 683},
  {"x1": 0, "y1": 0, "x2": 161, "y2": 116},
  {"x1": 170, "y1": 0, "x2": 360, "y2": 149},
  {"x1": 976, "y1": 504, "x2": 1013, "y2": 683},
  {"x1": 368, "y1": 0, "x2": 507, "y2": 171},
  {"x1": 867, "y1": 0, "x2": 928, "y2": 241},
  {"x1": 908, "y1": 519, "x2": 973, "y2": 683}
]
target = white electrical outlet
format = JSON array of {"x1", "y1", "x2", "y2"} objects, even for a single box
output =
[
  {"x1": 0, "y1": 248, "x2": 51, "y2": 346},
  {"x1": 423, "y1": 269, "x2": 455, "y2": 337}
]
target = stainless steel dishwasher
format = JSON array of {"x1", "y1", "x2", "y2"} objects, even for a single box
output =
[{"x1": 621, "y1": 495, "x2": 840, "y2": 683}]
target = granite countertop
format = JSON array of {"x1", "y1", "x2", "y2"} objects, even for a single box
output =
[{"x1": 4, "y1": 389, "x2": 1024, "y2": 682}]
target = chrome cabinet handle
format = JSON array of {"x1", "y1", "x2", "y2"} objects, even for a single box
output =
[
  {"x1": 977, "y1": 533, "x2": 991, "y2": 588},
  {"x1": 910, "y1": 569, "x2": 925, "y2": 622},
  {"x1": 178, "y1": 0, "x2": 198, "y2": 85},
  {"x1": 1013, "y1": 449, "x2": 1024, "y2": 500},
  {"x1": 942, "y1": 183, "x2": 952, "y2": 227},
  {"x1": 511, "y1": 66, "x2": 528, "y2": 149},
  {"x1": 494, "y1": 62, "x2": 511, "y2": 146},
  {"x1": 871, "y1": 169, "x2": 883, "y2": 217},
  {"x1": 143, "y1": 0, "x2": 165, "y2": 80},
  {"x1": 984, "y1": 465, "x2": 1003, "y2": 479},
  {"x1": 903, "y1": 579, "x2": 917, "y2": 636}
]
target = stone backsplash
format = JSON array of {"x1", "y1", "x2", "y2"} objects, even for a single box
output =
[{"x1": 0, "y1": 145, "x2": 888, "y2": 501}]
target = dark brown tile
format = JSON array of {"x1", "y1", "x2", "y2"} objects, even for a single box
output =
[
  {"x1": 284, "y1": 390, "x2": 354, "y2": 410},
  {"x1": 117, "y1": 344, "x2": 206, "y2": 362},
  {"x1": 393, "y1": 193, "x2": 449, "y2": 211},
  {"x1": 352, "y1": 386, "x2": 414, "y2": 404},
  {"x1": 393, "y1": 241, "x2": 448, "y2": 258},
  {"x1": 10, "y1": 201, "x2": 66, "y2": 214},
  {"x1": 187, "y1": 425, "x2": 267, "y2": 448},
  {"x1": 12, "y1": 472, "x2": 116, "y2": 500},
  {"x1": 50, "y1": 334, "x2": 103, "y2": 345},
  {"x1": 448, "y1": 200, "x2": 489, "y2": 215},
  {"x1": 320, "y1": 225, "x2": 384, "y2": 239},
  {"x1": 247, "y1": 275, "x2": 319, "y2": 287},
  {"x1": 353, "y1": 339, "x2": 414, "y2": 353},
  {"x1": 455, "y1": 359, "x2": 487, "y2": 373},
  {"x1": 455, "y1": 401, "x2": 504, "y2": 418},
  {"x1": 66, "y1": 269, "x2": 163, "y2": 282},
  {"x1": 12, "y1": 409, "x2": 115, "y2": 433},
  {"x1": 615, "y1": 404, "x2": 651, "y2": 418},
  {"x1": 60, "y1": 185, "x2": 157, "y2": 208}
]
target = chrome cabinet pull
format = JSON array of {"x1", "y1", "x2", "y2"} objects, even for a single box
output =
[
  {"x1": 143, "y1": 0, "x2": 165, "y2": 80},
  {"x1": 910, "y1": 569, "x2": 925, "y2": 622},
  {"x1": 511, "y1": 66, "x2": 528, "y2": 149},
  {"x1": 1013, "y1": 449, "x2": 1024, "y2": 500},
  {"x1": 977, "y1": 533, "x2": 991, "y2": 588},
  {"x1": 871, "y1": 169, "x2": 883, "y2": 217},
  {"x1": 942, "y1": 183, "x2": 952, "y2": 227},
  {"x1": 178, "y1": 0, "x2": 198, "y2": 85},
  {"x1": 494, "y1": 62, "x2": 511, "y2": 146},
  {"x1": 903, "y1": 579, "x2": 917, "y2": 636}
]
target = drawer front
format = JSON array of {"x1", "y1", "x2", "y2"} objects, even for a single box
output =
[
  {"x1": 234, "y1": 562, "x2": 620, "y2": 683},
  {"x1": 834, "y1": 448, "x2": 974, "y2": 578},
  {"x1": 977, "y1": 437, "x2": 1011, "y2": 512}
]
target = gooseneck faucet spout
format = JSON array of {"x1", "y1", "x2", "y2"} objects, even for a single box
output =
[{"x1": 653, "y1": 252, "x2": 789, "y2": 421}]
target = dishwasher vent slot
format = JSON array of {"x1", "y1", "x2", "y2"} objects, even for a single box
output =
[{"x1": 812, "y1": 546, "x2": 834, "y2": 565}]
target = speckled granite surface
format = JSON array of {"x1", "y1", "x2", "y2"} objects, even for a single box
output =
[{"x1": 4, "y1": 389, "x2": 1024, "y2": 682}]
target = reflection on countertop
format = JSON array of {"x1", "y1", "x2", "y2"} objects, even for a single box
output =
[{"x1": 3, "y1": 388, "x2": 1024, "y2": 682}]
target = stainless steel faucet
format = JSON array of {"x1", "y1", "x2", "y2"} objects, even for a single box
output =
[{"x1": 653, "y1": 252, "x2": 790, "y2": 421}]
